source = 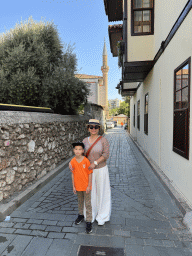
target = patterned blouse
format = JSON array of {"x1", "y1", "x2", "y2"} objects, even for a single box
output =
[{"x1": 82, "y1": 136, "x2": 110, "y2": 169}]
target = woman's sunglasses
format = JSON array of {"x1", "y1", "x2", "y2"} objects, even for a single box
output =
[{"x1": 89, "y1": 125, "x2": 100, "y2": 129}]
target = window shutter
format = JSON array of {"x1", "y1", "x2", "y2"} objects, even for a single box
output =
[
  {"x1": 144, "y1": 113, "x2": 148, "y2": 134},
  {"x1": 173, "y1": 109, "x2": 189, "y2": 158}
]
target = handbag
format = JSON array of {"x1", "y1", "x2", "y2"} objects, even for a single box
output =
[{"x1": 85, "y1": 136, "x2": 102, "y2": 158}]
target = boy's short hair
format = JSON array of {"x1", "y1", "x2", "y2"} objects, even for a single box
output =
[{"x1": 72, "y1": 141, "x2": 85, "y2": 149}]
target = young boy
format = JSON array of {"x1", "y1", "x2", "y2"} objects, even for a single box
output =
[{"x1": 70, "y1": 141, "x2": 93, "y2": 234}]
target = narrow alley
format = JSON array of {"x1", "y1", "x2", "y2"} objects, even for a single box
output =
[{"x1": 0, "y1": 126, "x2": 192, "y2": 256}]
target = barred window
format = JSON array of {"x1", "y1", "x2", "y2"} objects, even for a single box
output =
[
  {"x1": 131, "y1": 0, "x2": 154, "y2": 36},
  {"x1": 144, "y1": 93, "x2": 148, "y2": 135},
  {"x1": 173, "y1": 58, "x2": 190, "y2": 159}
]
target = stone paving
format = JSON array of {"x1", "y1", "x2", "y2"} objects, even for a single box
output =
[{"x1": 0, "y1": 126, "x2": 192, "y2": 255}]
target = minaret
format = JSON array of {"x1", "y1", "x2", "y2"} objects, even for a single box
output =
[{"x1": 101, "y1": 38, "x2": 109, "y2": 118}]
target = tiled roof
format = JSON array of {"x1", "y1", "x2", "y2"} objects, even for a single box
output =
[{"x1": 75, "y1": 74, "x2": 103, "y2": 79}]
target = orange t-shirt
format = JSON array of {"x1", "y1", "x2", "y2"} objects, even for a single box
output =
[{"x1": 70, "y1": 156, "x2": 92, "y2": 191}]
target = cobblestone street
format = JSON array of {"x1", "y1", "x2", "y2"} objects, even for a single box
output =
[{"x1": 0, "y1": 126, "x2": 192, "y2": 255}]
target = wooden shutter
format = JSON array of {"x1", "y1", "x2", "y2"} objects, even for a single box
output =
[{"x1": 173, "y1": 109, "x2": 189, "y2": 158}]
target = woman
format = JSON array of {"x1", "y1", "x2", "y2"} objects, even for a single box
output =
[{"x1": 82, "y1": 119, "x2": 111, "y2": 225}]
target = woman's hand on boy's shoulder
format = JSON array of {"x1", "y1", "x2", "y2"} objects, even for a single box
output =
[
  {"x1": 88, "y1": 163, "x2": 96, "y2": 170},
  {"x1": 69, "y1": 162, "x2": 74, "y2": 172}
]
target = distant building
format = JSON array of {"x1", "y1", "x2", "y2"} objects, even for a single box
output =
[
  {"x1": 75, "y1": 74, "x2": 103, "y2": 105},
  {"x1": 108, "y1": 98, "x2": 121, "y2": 109},
  {"x1": 112, "y1": 114, "x2": 127, "y2": 125},
  {"x1": 75, "y1": 39, "x2": 109, "y2": 118}
]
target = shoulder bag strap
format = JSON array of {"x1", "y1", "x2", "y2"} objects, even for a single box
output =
[{"x1": 86, "y1": 136, "x2": 102, "y2": 158}]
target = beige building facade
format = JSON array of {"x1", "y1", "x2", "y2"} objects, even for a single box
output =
[
  {"x1": 112, "y1": 114, "x2": 127, "y2": 125},
  {"x1": 75, "y1": 40, "x2": 109, "y2": 118},
  {"x1": 104, "y1": 0, "x2": 192, "y2": 209}
]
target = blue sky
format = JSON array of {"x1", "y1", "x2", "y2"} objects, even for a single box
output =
[{"x1": 0, "y1": 0, "x2": 123, "y2": 100}]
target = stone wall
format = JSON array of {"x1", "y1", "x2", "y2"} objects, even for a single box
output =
[{"x1": 0, "y1": 111, "x2": 89, "y2": 201}]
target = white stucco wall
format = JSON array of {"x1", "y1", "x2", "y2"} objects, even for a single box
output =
[
  {"x1": 80, "y1": 78, "x2": 99, "y2": 105},
  {"x1": 127, "y1": 0, "x2": 154, "y2": 62},
  {"x1": 154, "y1": 0, "x2": 188, "y2": 53},
  {"x1": 127, "y1": 0, "x2": 188, "y2": 62},
  {"x1": 130, "y1": 9, "x2": 192, "y2": 207}
]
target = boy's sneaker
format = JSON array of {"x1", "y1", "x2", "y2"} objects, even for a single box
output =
[
  {"x1": 75, "y1": 215, "x2": 84, "y2": 225},
  {"x1": 86, "y1": 222, "x2": 92, "y2": 234}
]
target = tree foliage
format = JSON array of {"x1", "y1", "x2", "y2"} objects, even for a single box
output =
[{"x1": 0, "y1": 17, "x2": 89, "y2": 114}]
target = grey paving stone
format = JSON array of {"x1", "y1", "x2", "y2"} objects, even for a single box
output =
[
  {"x1": 65, "y1": 233, "x2": 77, "y2": 240},
  {"x1": 143, "y1": 245, "x2": 161, "y2": 256},
  {"x1": 62, "y1": 227, "x2": 77, "y2": 233},
  {"x1": 45, "y1": 239, "x2": 73, "y2": 256},
  {"x1": 27, "y1": 219, "x2": 43, "y2": 224},
  {"x1": 65, "y1": 215, "x2": 76, "y2": 222},
  {"x1": 0, "y1": 222, "x2": 14, "y2": 228},
  {"x1": 30, "y1": 230, "x2": 48, "y2": 237},
  {"x1": 47, "y1": 232, "x2": 65, "y2": 239},
  {"x1": 125, "y1": 237, "x2": 137, "y2": 245},
  {"x1": 155, "y1": 246, "x2": 192, "y2": 256},
  {"x1": 14, "y1": 223, "x2": 31, "y2": 229},
  {"x1": 150, "y1": 232, "x2": 168, "y2": 240},
  {"x1": 12, "y1": 218, "x2": 28, "y2": 223},
  {"x1": 144, "y1": 238, "x2": 163, "y2": 247},
  {"x1": 0, "y1": 228, "x2": 16, "y2": 234},
  {"x1": 45, "y1": 226, "x2": 62, "y2": 232},
  {"x1": 110, "y1": 236, "x2": 125, "y2": 247},
  {"x1": 183, "y1": 241, "x2": 192, "y2": 248},
  {"x1": 42, "y1": 220, "x2": 58, "y2": 226},
  {"x1": 114, "y1": 230, "x2": 131, "y2": 237},
  {"x1": 29, "y1": 224, "x2": 47, "y2": 231},
  {"x1": 14, "y1": 229, "x2": 32, "y2": 235},
  {"x1": 162, "y1": 240, "x2": 176, "y2": 247},
  {"x1": 131, "y1": 231, "x2": 153, "y2": 239},
  {"x1": 134, "y1": 238, "x2": 145, "y2": 246},
  {"x1": 58, "y1": 221, "x2": 73, "y2": 227},
  {"x1": 0, "y1": 234, "x2": 16, "y2": 254},
  {"x1": 89, "y1": 235, "x2": 112, "y2": 247},
  {"x1": 125, "y1": 244, "x2": 144, "y2": 256},
  {"x1": 21, "y1": 237, "x2": 53, "y2": 256},
  {"x1": 96, "y1": 228, "x2": 113, "y2": 236},
  {"x1": 1, "y1": 235, "x2": 33, "y2": 256},
  {"x1": 173, "y1": 240, "x2": 187, "y2": 248}
]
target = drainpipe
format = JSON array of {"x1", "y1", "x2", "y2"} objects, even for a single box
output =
[{"x1": 123, "y1": 0, "x2": 128, "y2": 63}]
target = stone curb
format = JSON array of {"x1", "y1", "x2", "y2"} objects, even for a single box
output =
[
  {"x1": 0, "y1": 156, "x2": 73, "y2": 222},
  {"x1": 128, "y1": 132, "x2": 192, "y2": 216}
]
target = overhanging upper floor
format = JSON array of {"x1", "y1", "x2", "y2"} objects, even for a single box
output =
[
  {"x1": 108, "y1": 24, "x2": 123, "y2": 57},
  {"x1": 123, "y1": 61, "x2": 154, "y2": 82},
  {"x1": 103, "y1": 0, "x2": 123, "y2": 22}
]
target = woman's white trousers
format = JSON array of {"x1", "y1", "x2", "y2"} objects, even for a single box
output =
[{"x1": 85, "y1": 165, "x2": 111, "y2": 224}]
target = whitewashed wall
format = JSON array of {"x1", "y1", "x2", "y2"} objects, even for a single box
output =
[
  {"x1": 130, "y1": 10, "x2": 192, "y2": 207},
  {"x1": 83, "y1": 78, "x2": 99, "y2": 105}
]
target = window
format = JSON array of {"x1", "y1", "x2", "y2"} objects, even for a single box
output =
[
  {"x1": 131, "y1": 0, "x2": 154, "y2": 36},
  {"x1": 137, "y1": 100, "x2": 140, "y2": 130},
  {"x1": 144, "y1": 93, "x2": 148, "y2": 135},
  {"x1": 173, "y1": 57, "x2": 190, "y2": 159},
  {"x1": 133, "y1": 104, "x2": 135, "y2": 127}
]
